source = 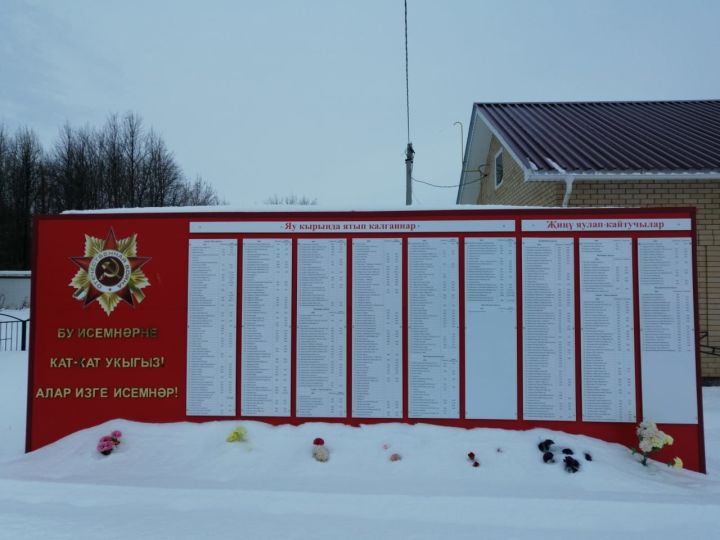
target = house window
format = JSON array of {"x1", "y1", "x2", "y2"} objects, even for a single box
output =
[{"x1": 494, "y1": 150, "x2": 504, "y2": 188}]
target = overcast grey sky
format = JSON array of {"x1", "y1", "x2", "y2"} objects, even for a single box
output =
[{"x1": 2, "y1": 0, "x2": 719, "y2": 207}]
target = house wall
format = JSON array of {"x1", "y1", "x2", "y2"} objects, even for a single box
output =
[
  {"x1": 479, "y1": 137, "x2": 565, "y2": 206},
  {"x1": 476, "y1": 138, "x2": 720, "y2": 378}
]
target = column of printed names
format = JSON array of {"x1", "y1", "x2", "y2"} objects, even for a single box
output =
[
  {"x1": 241, "y1": 239, "x2": 292, "y2": 416},
  {"x1": 186, "y1": 239, "x2": 237, "y2": 416},
  {"x1": 296, "y1": 239, "x2": 347, "y2": 417},
  {"x1": 464, "y1": 237, "x2": 517, "y2": 419},
  {"x1": 408, "y1": 238, "x2": 459, "y2": 418},
  {"x1": 580, "y1": 238, "x2": 635, "y2": 422},
  {"x1": 352, "y1": 238, "x2": 402, "y2": 418},
  {"x1": 638, "y1": 238, "x2": 698, "y2": 423},
  {"x1": 522, "y1": 238, "x2": 575, "y2": 421}
]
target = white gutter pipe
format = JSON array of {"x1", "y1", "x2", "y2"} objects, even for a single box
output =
[{"x1": 562, "y1": 176, "x2": 574, "y2": 207}]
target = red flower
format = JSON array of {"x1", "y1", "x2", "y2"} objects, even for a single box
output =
[
  {"x1": 313, "y1": 437, "x2": 325, "y2": 446},
  {"x1": 467, "y1": 452, "x2": 475, "y2": 460}
]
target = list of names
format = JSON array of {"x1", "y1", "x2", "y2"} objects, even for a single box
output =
[
  {"x1": 408, "y1": 238, "x2": 459, "y2": 418},
  {"x1": 241, "y1": 239, "x2": 292, "y2": 416},
  {"x1": 186, "y1": 239, "x2": 237, "y2": 416},
  {"x1": 638, "y1": 238, "x2": 698, "y2": 424},
  {"x1": 522, "y1": 238, "x2": 576, "y2": 421},
  {"x1": 296, "y1": 239, "x2": 347, "y2": 417},
  {"x1": 352, "y1": 239, "x2": 403, "y2": 418},
  {"x1": 580, "y1": 239, "x2": 635, "y2": 422},
  {"x1": 464, "y1": 238, "x2": 517, "y2": 419}
]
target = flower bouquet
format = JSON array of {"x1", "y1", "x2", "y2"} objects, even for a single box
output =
[
  {"x1": 97, "y1": 430, "x2": 122, "y2": 456},
  {"x1": 632, "y1": 421, "x2": 672, "y2": 466}
]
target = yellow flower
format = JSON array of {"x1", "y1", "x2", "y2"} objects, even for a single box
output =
[
  {"x1": 671, "y1": 457, "x2": 683, "y2": 469},
  {"x1": 226, "y1": 426, "x2": 248, "y2": 442}
]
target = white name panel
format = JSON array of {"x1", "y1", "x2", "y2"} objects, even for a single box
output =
[
  {"x1": 464, "y1": 238, "x2": 517, "y2": 420},
  {"x1": 352, "y1": 239, "x2": 402, "y2": 418},
  {"x1": 638, "y1": 238, "x2": 698, "y2": 424},
  {"x1": 580, "y1": 239, "x2": 636, "y2": 422},
  {"x1": 191, "y1": 220, "x2": 514, "y2": 234},
  {"x1": 296, "y1": 239, "x2": 347, "y2": 417},
  {"x1": 186, "y1": 239, "x2": 237, "y2": 416},
  {"x1": 522, "y1": 238, "x2": 576, "y2": 421},
  {"x1": 408, "y1": 238, "x2": 459, "y2": 418},
  {"x1": 241, "y1": 239, "x2": 292, "y2": 417},
  {"x1": 522, "y1": 218, "x2": 691, "y2": 232}
]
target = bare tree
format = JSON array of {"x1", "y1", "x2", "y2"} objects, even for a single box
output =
[
  {"x1": 181, "y1": 176, "x2": 222, "y2": 206},
  {"x1": 121, "y1": 113, "x2": 146, "y2": 207},
  {"x1": 4, "y1": 128, "x2": 46, "y2": 268},
  {"x1": 98, "y1": 114, "x2": 124, "y2": 208},
  {"x1": 143, "y1": 129, "x2": 182, "y2": 206},
  {"x1": 264, "y1": 193, "x2": 318, "y2": 205},
  {"x1": 0, "y1": 114, "x2": 224, "y2": 268}
]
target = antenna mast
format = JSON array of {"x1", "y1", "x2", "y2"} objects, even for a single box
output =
[{"x1": 404, "y1": 0, "x2": 414, "y2": 206}]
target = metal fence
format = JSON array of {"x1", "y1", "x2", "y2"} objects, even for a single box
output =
[{"x1": 0, "y1": 315, "x2": 29, "y2": 352}]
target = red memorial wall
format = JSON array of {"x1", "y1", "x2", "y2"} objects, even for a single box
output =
[{"x1": 27, "y1": 208, "x2": 706, "y2": 472}]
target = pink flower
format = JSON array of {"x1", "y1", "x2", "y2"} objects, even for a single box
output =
[
  {"x1": 111, "y1": 430, "x2": 122, "y2": 439},
  {"x1": 97, "y1": 440, "x2": 114, "y2": 454},
  {"x1": 100, "y1": 435, "x2": 112, "y2": 443}
]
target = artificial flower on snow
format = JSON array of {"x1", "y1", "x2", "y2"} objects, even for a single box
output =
[
  {"x1": 381, "y1": 443, "x2": 402, "y2": 462},
  {"x1": 97, "y1": 439, "x2": 114, "y2": 456},
  {"x1": 632, "y1": 421, "x2": 674, "y2": 466},
  {"x1": 312, "y1": 437, "x2": 329, "y2": 462},
  {"x1": 563, "y1": 455, "x2": 580, "y2": 473},
  {"x1": 668, "y1": 457, "x2": 684, "y2": 469},
  {"x1": 97, "y1": 430, "x2": 122, "y2": 456},
  {"x1": 226, "y1": 426, "x2": 248, "y2": 443}
]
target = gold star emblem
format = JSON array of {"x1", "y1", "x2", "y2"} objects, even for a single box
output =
[{"x1": 69, "y1": 228, "x2": 151, "y2": 315}]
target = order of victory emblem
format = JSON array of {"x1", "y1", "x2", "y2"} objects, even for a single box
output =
[{"x1": 69, "y1": 228, "x2": 151, "y2": 316}]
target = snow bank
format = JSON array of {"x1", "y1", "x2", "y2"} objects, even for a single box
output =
[{"x1": 2, "y1": 350, "x2": 720, "y2": 539}]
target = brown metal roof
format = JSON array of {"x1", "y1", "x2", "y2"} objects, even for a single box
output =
[{"x1": 475, "y1": 100, "x2": 720, "y2": 173}]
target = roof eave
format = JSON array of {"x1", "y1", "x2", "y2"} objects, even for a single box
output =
[{"x1": 526, "y1": 170, "x2": 720, "y2": 182}]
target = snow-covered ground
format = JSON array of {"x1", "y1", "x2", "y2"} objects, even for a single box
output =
[{"x1": 1, "y1": 350, "x2": 719, "y2": 539}]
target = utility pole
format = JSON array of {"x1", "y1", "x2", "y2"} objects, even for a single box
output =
[{"x1": 405, "y1": 142, "x2": 414, "y2": 206}]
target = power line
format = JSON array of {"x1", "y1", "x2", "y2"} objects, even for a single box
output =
[
  {"x1": 411, "y1": 166, "x2": 488, "y2": 189},
  {"x1": 411, "y1": 176, "x2": 472, "y2": 189}
]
